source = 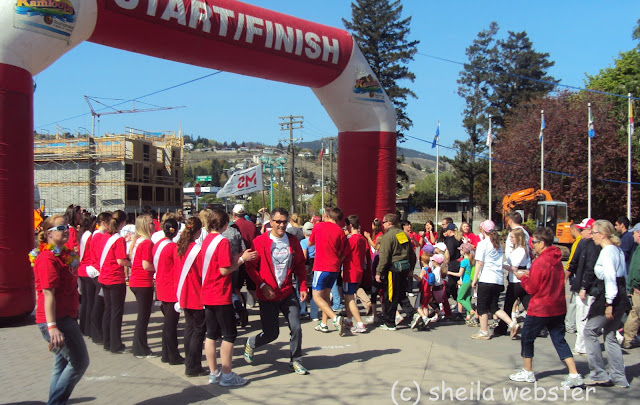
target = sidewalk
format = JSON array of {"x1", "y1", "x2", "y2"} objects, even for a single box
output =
[{"x1": 1, "y1": 288, "x2": 639, "y2": 404}]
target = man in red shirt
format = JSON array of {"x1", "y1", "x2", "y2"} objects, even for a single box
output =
[
  {"x1": 243, "y1": 207, "x2": 309, "y2": 375},
  {"x1": 343, "y1": 215, "x2": 368, "y2": 333},
  {"x1": 309, "y1": 207, "x2": 348, "y2": 335},
  {"x1": 509, "y1": 227, "x2": 583, "y2": 388}
]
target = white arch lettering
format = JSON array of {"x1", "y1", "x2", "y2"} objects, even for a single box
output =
[{"x1": 161, "y1": 0, "x2": 186, "y2": 26}]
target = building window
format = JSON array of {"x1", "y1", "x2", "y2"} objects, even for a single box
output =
[
  {"x1": 142, "y1": 186, "x2": 152, "y2": 201},
  {"x1": 156, "y1": 187, "x2": 164, "y2": 203},
  {"x1": 143, "y1": 166, "x2": 150, "y2": 182},
  {"x1": 143, "y1": 144, "x2": 150, "y2": 161},
  {"x1": 125, "y1": 164, "x2": 133, "y2": 181},
  {"x1": 126, "y1": 185, "x2": 139, "y2": 201},
  {"x1": 175, "y1": 188, "x2": 181, "y2": 203}
]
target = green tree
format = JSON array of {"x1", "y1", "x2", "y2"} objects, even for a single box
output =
[
  {"x1": 633, "y1": 18, "x2": 640, "y2": 42},
  {"x1": 343, "y1": 0, "x2": 419, "y2": 138}
]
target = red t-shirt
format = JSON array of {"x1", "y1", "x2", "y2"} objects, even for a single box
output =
[
  {"x1": 199, "y1": 233, "x2": 233, "y2": 306},
  {"x1": 77, "y1": 231, "x2": 92, "y2": 278},
  {"x1": 90, "y1": 231, "x2": 106, "y2": 270},
  {"x1": 98, "y1": 234, "x2": 128, "y2": 285},
  {"x1": 129, "y1": 238, "x2": 154, "y2": 288},
  {"x1": 34, "y1": 250, "x2": 79, "y2": 323},
  {"x1": 463, "y1": 232, "x2": 481, "y2": 247},
  {"x1": 65, "y1": 226, "x2": 78, "y2": 253},
  {"x1": 154, "y1": 239, "x2": 179, "y2": 302},
  {"x1": 309, "y1": 221, "x2": 348, "y2": 272},
  {"x1": 177, "y1": 243, "x2": 203, "y2": 310},
  {"x1": 343, "y1": 233, "x2": 367, "y2": 283}
]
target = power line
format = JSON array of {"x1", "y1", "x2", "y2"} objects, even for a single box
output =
[
  {"x1": 406, "y1": 134, "x2": 640, "y2": 186},
  {"x1": 36, "y1": 71, "x2": 224, "y2": 129}
]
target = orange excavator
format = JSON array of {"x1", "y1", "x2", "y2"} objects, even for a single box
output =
[{"x1": 502, "y1": 188, "x2": 574, "y2": 248}]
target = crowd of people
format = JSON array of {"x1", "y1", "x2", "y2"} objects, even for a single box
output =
[{"x1": 31, "y1": 203, "x2": 640, "y2": 403}]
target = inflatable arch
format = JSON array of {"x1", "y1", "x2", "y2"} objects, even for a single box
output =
[{"x1": 0, "y1": 0, "x2": 396, "y2": 319}]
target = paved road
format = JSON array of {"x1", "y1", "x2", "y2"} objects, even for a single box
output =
[{"x1": 1, "y1": 288, "x2": 639, "y2": 405}]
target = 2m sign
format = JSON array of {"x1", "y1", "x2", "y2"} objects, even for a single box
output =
[{"x1": 237, "y1": 172, "x2": 257, "y2": 189}]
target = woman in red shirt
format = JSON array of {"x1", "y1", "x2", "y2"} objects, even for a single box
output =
[
  {"x1": 64, "y1": 204, "x2": 83, "y2": 253},
  {"x1": 77, "y1": 214, "x2": 96, "y2": 337},
  {"x1": 33, "y1": 214, "x2": 88, "y2": 404},
  {"x1": 176, "y1": 217, "x2": 208, "y2": 377},
  {"x1": 419, "y1": 221, "x2": 438, "y2": 248},
  {"x1": 88, "y1": 212, "x2": 111, "y2": 345},
  {"x1": 128, "y1": 215, "x2": 156, "y2": 358},
  {"x1": 200, "y1": 208, "x2": 255, "y2": 386},
  {"x1": 461, "y1": 222, "x2": 480, "y2": 247},
  {"x1": 98, "y1": 210, "x2": 131, "y2": 354},
  {"x1": 154, "y1": 218, "x2": 182, "y2": 365}
]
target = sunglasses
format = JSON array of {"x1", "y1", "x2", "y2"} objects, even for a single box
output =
[
  {"x1": 531, "y1": 239, "x2": 543, "y2": 244},
  {"x1": 48, "y1": 225, "x2": 70, "y2": 232},
  {"x1": 272, "y1": 220, "x2": 288, "y2": 225}
]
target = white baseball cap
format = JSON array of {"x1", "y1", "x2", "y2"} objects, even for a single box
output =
[{"x1": 232, "y1": 204, "x2": 246, "y2": 215}]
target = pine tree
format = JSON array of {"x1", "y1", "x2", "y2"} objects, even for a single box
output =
[{"x1": 343, "y1": 0, "x2": 419, "y2": 138}]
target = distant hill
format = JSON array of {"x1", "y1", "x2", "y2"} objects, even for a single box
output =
[{"x1": 297, "y1": 139, "x2": 436, "y2": 162}]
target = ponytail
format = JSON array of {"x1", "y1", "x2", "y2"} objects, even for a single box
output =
[
  {"x1": 177, "y1": 217, "x2": 203, "y2": 257},
  {"x1": 163, "y1": 218, "x2": 179, "y2": 240},
  {"x1": 488, "y1": 231, "x2": 501, "y2": 251},
  {"x1": 108, "y1": 210, "x2": 126, "y2": 234}
]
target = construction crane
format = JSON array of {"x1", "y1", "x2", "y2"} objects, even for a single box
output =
[{"x1": 84, "y1": 96, "x2": 184, "y2": 137}]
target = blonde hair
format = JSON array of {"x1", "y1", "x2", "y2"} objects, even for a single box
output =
[
  {"x1": 290, "y1": 213, "x2": 301, "y2": 226},
  {"x1": 130, "y1": 215, "x2": 153, "y2": 255},
  {"x1": 465, "y1": 250, "x2": 476, "y2": 267},
  {"x1": 593, "y1": 220, "x2": 621, "y2": 247},
  {"x1": 511, "y1": 228, "x2": 528, "y2": 258},
  {"x1": 37, "y1": 214, "x2": 65, "y2": 244},
  {"x1": 162, "y1": 212, "x2": 179, "y2": 223}
]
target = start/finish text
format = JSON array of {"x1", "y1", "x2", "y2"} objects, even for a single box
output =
[{"x1": 110, "y1": 0, "x2": 343, "y2": 65}]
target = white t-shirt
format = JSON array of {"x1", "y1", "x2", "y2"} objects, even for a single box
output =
[
  {"x1": 476, "y1": 237, "x2": 504, "y2": 285},
  {"x1": 506, "y1": 246, "x2": 531, "y2": 283},
  {"x1": 121, "y1": 223, "x2": 136, "y2": 252},
  {"x1": 431, "y1": 265, "x2": 443, "y2": 286},
  {"x1": 594, "y1": 244, "x2": 626, "y2": 304},
  {"x1": 152, "y1": 223, "x2": 185, "y2": 244},
  {"x1": 195, "y1": 228, "x2": 208, "y2": 246},
  {"x1": 504, "y1": 225, "x2": 530, "y2": 259},
  {"x1": 270, "y1": 233, "x2": 291, "y2": 288}
]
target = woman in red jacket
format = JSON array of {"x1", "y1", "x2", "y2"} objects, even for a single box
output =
[
  {"x1": 98, "y1": 210, "x2": 131, "y2": 354},
  {"x1": 175, "y1": 217, "x2": 208, "y2": 377},
  {"x1": 32, "y1": 214, "x2": 88, "y2": 404},
  {"x1": 153, "y1": 218, "x2": 182, "y2": 365},
  {"x1": 509, "y1": 227, "x2": 583, "y2": 388},
  {"x1": 128, "y1": 214, "x2": 156, "y2": 358}
]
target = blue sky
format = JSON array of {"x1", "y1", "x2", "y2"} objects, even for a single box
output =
[{"x1": 34, "y1": 1, "x2": 638, "y2": 158}]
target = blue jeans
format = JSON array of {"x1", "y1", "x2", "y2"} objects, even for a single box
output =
[
  {"x1": 38, "y1": 316, "x2": 90, "y2": 405},
  {"x1": 331, "y1": 279, "x2": 342, "y2": 310},
  {"x1": 249, "y1": 293, "x2": 302, "y2": 362},
  {"x1": 520, "y1": 314, "x2": 572, "y2": 360}
]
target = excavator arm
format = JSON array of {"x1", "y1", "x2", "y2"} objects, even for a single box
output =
[{"x1": 502, "y1": 188, "x2": 553, "y2": 219}]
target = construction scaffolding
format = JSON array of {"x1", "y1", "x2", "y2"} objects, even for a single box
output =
[{"x1": 34, "y1": 130, "x2": 184, "y2": 215}]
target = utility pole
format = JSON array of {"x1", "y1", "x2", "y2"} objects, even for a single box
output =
[
  {"x1": 279, "y1": 115, "x2": 303, "y2": 213},
  {"x1": 326, "y1": 137, "x2": 337, "y2": 206}
]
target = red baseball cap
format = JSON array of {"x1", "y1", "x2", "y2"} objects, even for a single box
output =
[{"x1": 576, "y1": 218, "x2": 595, "y2": 229}]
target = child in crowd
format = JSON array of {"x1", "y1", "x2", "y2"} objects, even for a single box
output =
[
  {"x1": 430, "y1": 254, "x2": 451, "y2": 320},
  {"x1": 456, "y1": 243, "x2": 478, "y2": 326},
  {"x1": 410, "y1": 250, "x2": 435, "y2": 329}
]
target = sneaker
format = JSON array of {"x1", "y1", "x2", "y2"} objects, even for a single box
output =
[
  {"x1": 209, "y1": 369, "x2": 222, "y2": 384},
  {"x1": 362, "y1": 315, "x2": 374, "y2": 324},
  {"x1": 471, "y1": 330, "x2": 491, "y2": 340},
  {"x1": 509, "y1": 368, "x2": 536, "y2": 383},
  {"x1": 378, "y1": 324, "x2": 397, "y2": 331},
  {"x1": 344, "y1": 318, "x2": 354, "y2": 329},
  {"x1": 407, "y1": 292, "x2": 416, "y2": 297},
  {"x1": 614, "y1": 383, "x2": 630, "y2": 388},
  {"x1": 466, "y1": 318, "x2": 479, "y2": 327},
  {"x1": 219, "y1": 372, "x2": 247, "y2": 387},
  {"x1": 243, "y1": 339, "x2": 254, "y2": 364},
  {"x1": 509, "y1": 322, "x2": 520, "y2": 339},
  {"x1": 333, "y1": 316, "x2": 345, "y2": 336},
  {"x1": 395, "y1": 314, "x2": 405, "y2": 326},
  {"x1": 289, "y1": 360, "x2": 309, "y2": 375},
  {"x1": 351, "y1": 324, "x2": 367, "y2": 333},
  {"x1": 561, "y1": 374, "x2": 584, "y2": 388},
  {"x1": 410, "y1": 313, "x2": 422, "y2": 330},
  {"x1": 314, "y1": 322, "x2": 329, "y2": 333},
  {"x1": 583, "y1": 377, "x2": 613, "y2": 386},
  {"x1": 429, "y1": 313, "x2": 439, "y2": 323}
]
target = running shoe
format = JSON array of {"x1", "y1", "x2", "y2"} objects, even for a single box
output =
[
  {"x1": 395, "y1": 314, "x2": 405, "y2": 326},
  {"x1": 560, "y1": 374, "x2": 584, "y2": 388},
  {"x1": 410, "y1": 313, "x2": 422, "y2": 329},
  {"x1": 219, "y1": 372, "x2": 248, "y2": 387},
  {"x1": 289, "y1": 361, "x2": 309, "y2": 375},
  {"x1": 509, "y1": 368, "x2": 536, "y2": 383},
  {"x1": 209, "y1": 369, "x2": 222, "y2": 384},
  {"x1": 333, "y1": 316, "x2": 345, "y2": 336},
  {"x1": 351, "y1": 324, "x2": 367, "y2": 333},
  {"x1": 243, "y1": 339, "x2": 254, "y2": 364},
  {"x1": 314, "y1": 322, "x2": 329, "y2": 333},
  {"x1": 378, "y1": 324, "x2": 397, "y2": 331},
  {"x1": 471, "y1": 330, "x2": 491, "y2": 340},
  {"x1": 508, "y1": 322, "x2": 520, "y2": 339},
  {"x1": 583, "y1": 377, "x2": 613, "y2": 386}
]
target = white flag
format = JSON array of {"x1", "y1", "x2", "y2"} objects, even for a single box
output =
[{"x1": 216, "y1": 165, "x2": 264, "y2": 198}]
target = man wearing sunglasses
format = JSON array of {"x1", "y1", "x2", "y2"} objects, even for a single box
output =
[{"x1": 244, "y1": 207, "x2": 309, "y2": 375}]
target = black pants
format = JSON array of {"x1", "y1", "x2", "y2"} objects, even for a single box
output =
[
  {"x1": 130, "y1": 286, "x2": 154, "y2": 356},
  {"x1": 495, "y1": 282, "x2": 531, "y2": 335},
  {"x1": 78, "y1": 276, "x2": 95, "y2": 336},
  {"x1": 183, "y1": 308, "x2": 205, "y2": 375},
  {"x1": 383, "y1": 270, "x2": 415, "y2": 327},
  {"x1": 161, "y1": 301, "x2": 181, "y2": 363},
  {"x1": 446, "y1": 275, "x2": 460, "y2": 301},
  {"x1": 102, "y1": 283, "x2": 126, "y2": 352},
  {"x1": 251, "y1": 293, "x2": 302, "y2": 362},
  {"x1": 90, "y1": 278, "x2": 104, "y2": 344}
]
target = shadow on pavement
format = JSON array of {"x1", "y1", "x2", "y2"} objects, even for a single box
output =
[{"x1": 134, "y1": 385, "x2": 215, "y2": 405}]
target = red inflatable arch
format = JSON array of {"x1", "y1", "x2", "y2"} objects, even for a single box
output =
[{"x1": 0, "y1": 0, "x2": 396, "y2": 319}]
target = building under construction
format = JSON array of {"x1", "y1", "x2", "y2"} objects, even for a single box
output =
[{"x1": 34, "y1": 130, "x2": 184, "y2": 214}]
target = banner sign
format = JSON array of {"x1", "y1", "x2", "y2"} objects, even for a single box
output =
[
  {"x1": 217, "y1": 165, "x2": 264, "y2": 198},
  {"x1": 14, "y1": 0, "x2": 78, "y2": 43}
]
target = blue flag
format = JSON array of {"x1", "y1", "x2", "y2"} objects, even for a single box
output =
[
  {"x1": 588, "y1": 107, "x2": 595, "y2": 138},
  {"x1": 539, "y1": 115, "x2": 545, "y2": 143},
  {"x1": 432, "y1": 122, "x2": 439, "y2": 148}
]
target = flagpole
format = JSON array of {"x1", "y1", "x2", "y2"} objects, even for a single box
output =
[
  {"x1": 321, "y1": 142, "x2": 325, "y2": 211},
  {"x1": 588, "y1": 103, "x2": 592, "y2": 219},
  {"x1": 540, "y1": 110, "x2": 544, "y2": 190},
  {"x1": 435, "y1": 121, "x2": 440, "y2": 228},
  {"x1": 488, "y1": 115, "x2": 492, "y2": 222},
  {"x1": 628, "y1": 93, "x2": 633, "y2": 220}
]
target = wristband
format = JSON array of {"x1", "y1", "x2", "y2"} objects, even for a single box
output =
[
  {"x1": 239, "y1": 257, "x2": 245, "y2": 264},
  {"x1": 48, "y1": 325, "x2": 57, "y2": 330},
  {"x1": 47, "y1": 322, "x2": 56, "y2": 328},
  {"x1": 260, "y1": 282, "x2": 266, "y2": 289}
]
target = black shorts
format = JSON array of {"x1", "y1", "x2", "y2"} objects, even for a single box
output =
[
  {"x1": 476, "y1": 282, "x2": 504, "y2": 316},
  {"x1": 232, "y1": 264, "x2": 256, "y2": 291},
  {"x1": 204, "y1": 305, "x2": 237, "y2": 343}
]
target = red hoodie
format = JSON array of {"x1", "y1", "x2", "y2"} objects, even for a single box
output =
[
  {"x1": 520, "y1": 245, "x2": 566, "y2": 317},
  {"x1": 246, "y1": 231, "x2": 307, "y2": 302}
]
